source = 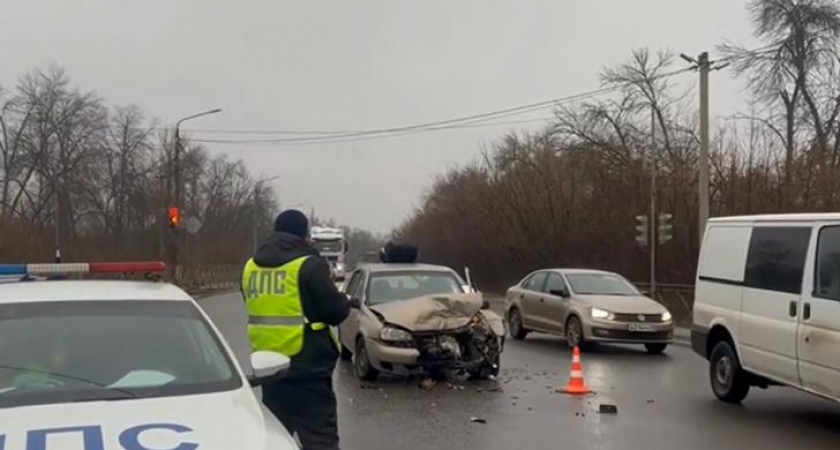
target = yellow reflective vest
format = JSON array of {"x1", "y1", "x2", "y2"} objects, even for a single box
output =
[{"x1": 241, "y1": 256, "x2": 334, "y2": 356}]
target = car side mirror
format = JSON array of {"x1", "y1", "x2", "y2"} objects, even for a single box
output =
[
  {"x1": 550, "y1": 289, "x2": 570, "y2": 298},
  {"x1": 481, "y1": 298, "x2": 490, "y2": 310},
  {"x1": 349, "y1": 297, "x2": 362, "y2": 309},
  {"x1": 248, "y1": 351, "x2": 290, "y2": 387}
]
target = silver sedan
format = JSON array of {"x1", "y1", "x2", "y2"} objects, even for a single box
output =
[{"x1": 505, "y1": 269, "x2": 674, "y2": 354}]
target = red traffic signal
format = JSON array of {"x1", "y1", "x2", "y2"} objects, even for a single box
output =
[{"x1": 168, "y1": 206, "x2": 181, "y2": 228}]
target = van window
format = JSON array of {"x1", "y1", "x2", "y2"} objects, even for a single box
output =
[
  {"x1": 698, "y1": 225, "x2": 752, "y2": 282},
  {"x1": 815, "y1": 226, "x2": 840, "y2": 301},
  {"x1": 744, "y1": 227, "x2": 812, "y2": 294}
]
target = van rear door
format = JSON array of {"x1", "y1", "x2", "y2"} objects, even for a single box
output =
[{"x1": 798, "y1": 223, "x2": 840, "y2": 400}]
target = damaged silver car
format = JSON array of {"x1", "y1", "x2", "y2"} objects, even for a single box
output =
[{"x1": 339, "y1": 263, "x2": 505, "y2": 381}]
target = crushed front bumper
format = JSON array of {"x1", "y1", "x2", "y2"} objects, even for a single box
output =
[{"x1": 365, "y1": 327, "x2": 503, "y2": 375}]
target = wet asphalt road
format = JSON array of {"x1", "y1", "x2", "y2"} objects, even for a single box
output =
[{"x1": 198, "y1": 292, "x2": 840, "y2": 450}]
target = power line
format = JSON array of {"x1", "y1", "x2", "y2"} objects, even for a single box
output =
[
  {"x1": 193, "y1": 116, "x2": 560, "y2": 147},
  {"x1": 192, "y1": 87, "x2": 618, "y2": 145},
  {"x1": 192, "y1": 68, "x2": 696, "y2": 146}
]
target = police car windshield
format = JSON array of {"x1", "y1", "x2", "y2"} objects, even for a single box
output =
[
  {"x1": 367, "y1": 271, "x2": 464, "y2": 305},
  {"x1": 0, "y1": 300, "x2": 241, "y2": 408}
]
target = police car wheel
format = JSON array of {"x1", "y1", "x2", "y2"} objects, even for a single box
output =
[{"x1": 354, "y1": 339, "x2": 379, "y2": 382}]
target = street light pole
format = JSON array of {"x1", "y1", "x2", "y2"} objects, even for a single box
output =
[
  {"x1": 168, "y1": 108, "x2": 222, "y2": 279},
  {"x1": 252, "y1": 175, "x2": 281, "y2": 254}
]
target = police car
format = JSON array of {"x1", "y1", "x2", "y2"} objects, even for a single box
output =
[{"x1": 0, "y1": 262, "x2": 299, "y2": 450}]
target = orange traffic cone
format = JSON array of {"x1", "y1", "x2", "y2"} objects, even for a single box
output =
[{"x1": 560, "y1": 346, "x2": 593, "y2": 395}]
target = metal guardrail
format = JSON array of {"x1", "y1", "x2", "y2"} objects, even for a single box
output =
[
  {"x1": 175, "y1": 264, "x2": 241, "y2": 293},
  {"x1": 634, "y1": 283, "x2": 695, "y2": 327}
]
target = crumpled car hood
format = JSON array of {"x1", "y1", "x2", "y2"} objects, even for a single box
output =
[{"x1": 369, "y1": 293, "x2": 495, "y2": 332}]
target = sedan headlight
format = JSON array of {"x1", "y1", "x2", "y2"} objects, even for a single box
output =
[
  {"x1": 380, "y1": 326, "x2": 413, "y2": 342},
  {"x1": 662, "y1": 311, "x2": 673, "y2": 322},
  {"x1": 591, "y1": 307, "x2": 615, "y2": 320}
]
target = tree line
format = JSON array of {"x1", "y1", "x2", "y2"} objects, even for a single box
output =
[
  {"x1": 396, "y1": 0, "x2": 840, "y2": 291},
  {"x1": 0, "y1": 66, "x2": 279, "y2": 266}
]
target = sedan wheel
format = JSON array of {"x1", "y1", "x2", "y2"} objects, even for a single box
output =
[
  {"x1": 508, "y1": 308, "x2": 528, "y2": 340},
  {"x1": 565, "y1": 316, "x2": 584, "y2": 349},
  {"x1": 354, "y1": 339, "x2": 379, "y2": 382}
]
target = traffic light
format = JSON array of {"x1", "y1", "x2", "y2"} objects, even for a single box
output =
[
  {"x1": 658, "y1": 213, "x2": 673, "y2": 245},
  {"x1": 635, "y1": 215, "x2": 649, "y2": 247},
  {"x1": 168, "y1": 206, "x2": 181, "y2": 229}
]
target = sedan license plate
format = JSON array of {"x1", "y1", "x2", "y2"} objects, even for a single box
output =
[{"x1": 628, "y1": 323, "x2": 655, "y2": 332}]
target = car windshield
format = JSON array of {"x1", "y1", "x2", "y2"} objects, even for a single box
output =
[
  {"x1": 367, "y1": 271, "x2": 464, "y2": 305},
  {"x1": 0, "y1": 300, "x2": 241, "y2": 408},
  {"x1": 313, "y1": 240, "x2": 344, "y2": 253},
  {"x1": 565, "y1": 273, "x2": 639, "y2": 296}
]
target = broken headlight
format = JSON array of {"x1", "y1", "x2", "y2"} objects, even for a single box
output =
[
  {"x1": 380, "y1": 326, "x2": 412, "y2": 342},
  {"x1": 437, "y1": 335, "x2": 462, "y2": 359}
]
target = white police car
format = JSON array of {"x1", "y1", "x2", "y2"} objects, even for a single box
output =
[{"x1": 0, "y1": 262, "x2": 299, "y2": 450}]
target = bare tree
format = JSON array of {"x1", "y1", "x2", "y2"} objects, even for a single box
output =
[{"x1": 721, "y1": 0, "x2": 840, "y2": 202}]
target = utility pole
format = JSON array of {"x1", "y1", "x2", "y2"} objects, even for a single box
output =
[
  {"x1": 168, "y1": 108, "x2": 222, "y2": 280},
  {"x1": 253, "y1": 185, "x2": 259, "y2": 254},
  {"x1": 54, "y1": 191, "x2": 61, "y2": 263},
  {"x1": 698, "y1": 52, "x2": 710, "y2": 243},
  {"x1": 252, "y1": 175, "x2": 281, "y2": 254},
  {"x1": 649, "y1": 106, "x2": 657, "y2": 299},
  {"x1": 680, "y1": 52, "x2": 727, "y2": 243}
]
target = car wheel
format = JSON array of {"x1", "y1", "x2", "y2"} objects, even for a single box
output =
[
  {"x1": 709, "y1": 340, "x2": 750, "y2": 403},
  {"x1": 508, "y1": 308, "x2": 529, "y2": 340},
  {"x1": 645, "y1": 343, "x2": 668, "y2": 354},
  {"x1": 354, "y1": 338, "x2": 379, "y2": 382},
  {"x1": 565, "y1": 316, "x2": 584, "y2": 349}
]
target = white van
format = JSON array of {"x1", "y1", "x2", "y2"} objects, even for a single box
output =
[{"x1": 692, "y1": 213, "x2": 840, "y2": 403}]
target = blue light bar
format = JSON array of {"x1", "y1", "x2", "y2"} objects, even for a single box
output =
[{"x1": 0, "y1": 264, "x2": 27, "y2": 276}]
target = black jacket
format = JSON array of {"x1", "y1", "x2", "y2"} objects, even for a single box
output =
[{"x1": 246, "y1": 232, "x2": 350, "y2": 379}]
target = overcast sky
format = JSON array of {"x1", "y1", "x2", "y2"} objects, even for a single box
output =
[{"x1": 0, "y1": 0, "x2": 757, "y2": 233}]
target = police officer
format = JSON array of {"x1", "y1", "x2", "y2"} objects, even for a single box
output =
[{"x1": 242, "y1": 210, "x2": 349, "y2": 450}]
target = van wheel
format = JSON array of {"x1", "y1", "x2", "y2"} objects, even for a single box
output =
[
  {"x1": 508, "y1": 308, "x2": 529, "y2": 340},
  {"x1": 354, "y1": 339, "x2": 379, "y2": 382},
  {"x1": 709, "y1": 341, "x2": 750, "y2": 403}
]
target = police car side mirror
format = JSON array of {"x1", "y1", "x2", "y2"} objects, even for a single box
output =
[
  {"x1": 349, "y1": 297, "x2": 362, "y2": 309},
  {"x1": 248, "y1": 351, "x2": 290, "y2": 387}
]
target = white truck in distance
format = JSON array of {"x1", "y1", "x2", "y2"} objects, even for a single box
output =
[{"x1": 310, "y1": 226, "x2": 348, "y2": 281}]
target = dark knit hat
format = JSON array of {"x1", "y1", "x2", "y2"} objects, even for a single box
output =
[{"x1": 274, "y1": 210, "x2": 309, "y2": 239}]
